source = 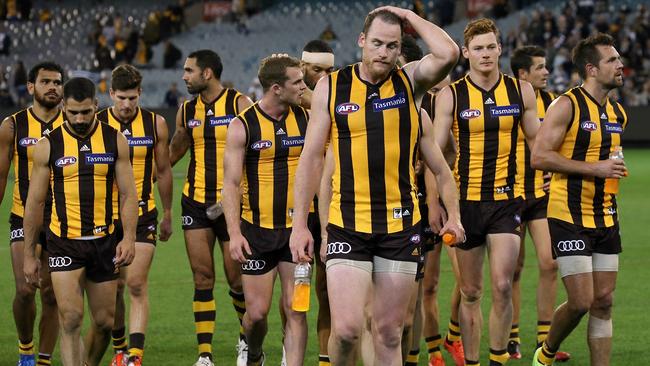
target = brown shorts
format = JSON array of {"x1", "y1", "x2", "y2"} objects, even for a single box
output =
[
  {"x1": 325, "y1": 223, "x2": 422, "y2": 263},
  {"x1": 520, "y1": 195, "x2": 548, "y2": 222},
  {"x1": 548, "y1": 218, "x2": 621, "y2": 259},
  {"x1": 9, "y1": 213, "x2": 48, "y2": 249},
  {"x1": 181, "y1": 195, "x2": 229, "y2": 242},
  {"x1": 46, "y1": 231, "x2": 119, "y2": 283},
  {"x1": 456, "y1": 198, "x2": 523, "y2": 250}
]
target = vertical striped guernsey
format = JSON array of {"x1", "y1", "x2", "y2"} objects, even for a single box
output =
[
  {"x1": 515, "y1": 89, "x2": 556, "y2": 199},
  {"x1": 548, "y1": 86, "x2": 627, "y2": 228},
  {"x1": 328, "y1": 64, "x2": 421, "y2": 234},
  {"x1": 46, "y1": 122, "x2": 119, "y2": 239},
  {"x1": 238, "y1": 103, "x2": 309, "y2": 229},
  {"x1": 11, "y1": 107, "x2": 64, "y2": 217},
  {"x1": 182, "y1": 88, "x2": 243, "y2": 204},
  {"x1": 450, "y1": 73, "x2": 523, "y2": 201},
  {"x1": 97, "y1": 107, "x2": 157, "y2": 216}
]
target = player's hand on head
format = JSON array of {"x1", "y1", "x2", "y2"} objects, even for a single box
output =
[
  {"x1": 370, "y1": 6, "x2": 413, "y2": 20},
  {"x1": 229, "y1": 233, "x2": 251, "y2": 263},
  {"x1": 159, "y1": 216, "x2": 172, "y2": 242}
]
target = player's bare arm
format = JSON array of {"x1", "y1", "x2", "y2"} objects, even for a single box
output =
[
  {"x1": 531, "y1": 96, "x2": 626, "y2": 178},
  {"x1": 154, "y1": 114, "x2": 174, "y2": 241},
  {"x1": 114, "y1": 132, "x2": 138, "y2": 267},
  {"x1": 419, "y1": 108, "x2": 464, "y2": 243},
  {"x1": 0, "y1": 116, "x2": 14, "y2": 205},
  {"x1": 519, "y1": 80, "x2": 540, "y2": 149},
  {"x1": 318, "y1": 145, "x2": 335, "y2": 261},
  {"x1": 169, "y1": 105, "x2": 191, "y2": 166},
  {"x1": 290, "y1": 77, "x2": 331, "y2": 262},
  {"x1": 432, "y1": 86, "x2": 455, "y2": 157},
  {"x1": 22, "y1": 137, "x2": 51, "y2": 285},
  {"x1": 236, "y1": 94, "x2": 254, "y2": 114},
  {"x1": 222, "y1": 117, "x2": 251, "y2": 263},
  {"x1": 376, "y1": 6, "x2": 459, "y2": 101}
]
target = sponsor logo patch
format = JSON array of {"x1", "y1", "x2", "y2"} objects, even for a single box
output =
[
  {"x1": 19, "y1": 137, "x2": 39, "y2": 147},
  {"x1": 490, "y1": 104, "x2": 521, "y2": 117},
  {"x1": 580, "y1": 121, "x2": 598, "y2": 132},
  {"x1": 55, "y1": 156, "x2": 77, "y2": 167},
  {"x1": 85, "y1": 153, "x2": 115, "y2": 165},
  {"x1": 187, "y1": 119, "x2": 202, "y2": 128},
  {"x1": 460, "y1": 109, "x2": 481, "y2": 119},
  {"x1": 557, "y1": 239, "x2": 586, "y2": 252},
  {"x1": 604, "y1": 123, "x2": 623, "y2": 134},
  {"x1": 372, "y1": 92, "x2": 407, "y2": 112},
  {"x1": 242, "y1": 259, "x2": 266, "y2": 271},
  {"x1": 251, "y1": 140, "x2": 272, "y2": 150},
  {"x1": 208, "y1": 115, "x2": 234, "y2": 127},
  {"x1": 326, "y1": 242, "x2": 352, "y2": 255},
  {"x1": 281, "y1": 136, "x2": 305, "y2": 148},
  {"x1": 335, "y1": 102, "x2": 360, "y2": 115},
  {"x1": 49, "y1": 256, "x2": 72, "y2": 268},
  {"x1": 128, "y1": 137, "x2": 154, "y2": 147}
]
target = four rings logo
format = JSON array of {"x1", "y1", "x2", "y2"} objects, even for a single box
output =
[
  {"x1": 242, "y1": 260, "x2": 266, "y2": 271},
  {"x1": 326, "y1": 242, "x2": 352, "y2": 255},
  {"x1": 181, "y1": 216, "x2": 194, "y2": 226},
  {"x1": 10, "y1": 228, "x2": 24, "y2": 240},
  {"x1": 49, "y1": 256, "x2": 72, "y2": 268},
  {"x1": 557, "y1": 240, "x2": 586, "y2": 252}
]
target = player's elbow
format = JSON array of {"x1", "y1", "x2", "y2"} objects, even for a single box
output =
[{"x1": 530, "y1": 149, "x2": 550, "y2": 171}]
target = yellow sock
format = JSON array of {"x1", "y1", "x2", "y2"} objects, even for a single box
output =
[
  {"x1": 509, "y1": 324, "x2": 520, "y2": 344},
  {"x1": 537, "y1": 342, "x2": 556, "y2": 365},
  {"x1": 318, "y1": 354, "x2": 330, "y2": 366},
  {"x1": 193, "y1": 288, "x2": 215, "y2": 357},
  {"x1": 489, "y1": 348, "x2": 509, "y2": 365},
  {"x1": 405, "y1": 349, "x2": 419, "y2": 365},
  {"x1": 537, "y1": 321, "x2": 551, "y2": 345},
  {"x1": 19, "y1": 340, "x2": 34, "y2": 355},
  {"x1": 446, "y1": 319, "x2": 461, "y2": 342}
]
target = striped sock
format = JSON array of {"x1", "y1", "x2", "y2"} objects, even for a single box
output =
[
  {"x1": 489, "y1": 348, "x2": 509, "y2": 365},
  {"x1": 426, "y1": 334, "x2": 443, "y2": 357},
  {"x1": 318, "y1": 354, "x2": 331, "y2": 366},
  {"x1": 536, "y1": 321, "x2": 551, "y2": 345},
  {"x1": 128, "y1": 332, "x2": 145, "y2": 358},
  {"x1": 537, "y1": 341, "x2": 556, "y2": 365},
  {"x1": 446, "y1": 319, "x2": 461, "y2": 343},
  {"x1": 112, "y1": 327, "x2": 128, "y2": 352},
  {"x1": 193, "y1": 288, "x2": 215, "y2": 359},
  {"x1": 37, "y1": 353, "x2": 51, "y2": 365},
  {"x1": 19, "y1": 340, "x2": 34, "y2": 355},
  {"x1": 229, "y1": 290, "x2": 246, "y2": 341},
  {"x1": 509, "y1": 323, "x2": 521, "y2": 344},
  {"x1": 405, "y1": 349, "x2": 420, "y2": 366},
  {"x1": 465, "y1": 360, "x2": 480, "y2": 366}
]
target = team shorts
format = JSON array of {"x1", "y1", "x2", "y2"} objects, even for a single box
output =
[
  {"x1": 325, "y1": 222, "x2": 422, "y2": 264},
  {"x1": 240, "y1": 213, "x2": 319, "y2": 276},
  {"x1": 114, "y1": 209, "x2": 158, "y2": 245},
  {"x1": 548, "y1": 218, "x2": 621, "y2": 259},
  {"x1": 181, "y1": 195, "x2": 229, "y2": 242},
  {"x1": 456, "y1": 198, "x2": 523, "y2": 250},
  {"x1": 46, "y1": 231, "x2": 119, "y2": 283},
  {"x1": 9, "y1": 213, "x2": 48, "y2": 250},
  {"x1": 520, "y1": 195, "x2": 548, "y2": 222}
]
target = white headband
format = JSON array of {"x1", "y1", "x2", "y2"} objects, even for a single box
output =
[{"x1": 301, "y1": 51, "x2": 335, "y2": 67}]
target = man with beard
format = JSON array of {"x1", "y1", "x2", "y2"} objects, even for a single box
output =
[
  {"x1": 531, "y1": 33, "x2": 628, "y2": 366},
  {"x1": 23, "y1": 77, "x2": 137, "y2": 366},
  {"x1": 290, "y1": 7, "x2": 463, "y2": 364},
  {"x1": 91, "y1": 64, "x2": 173, "y2": 366},
  {"x1": 299, "y1": 40, "x2": 335, "y2": 110},
  {"x1": 0, "y1": 61, "x2": 64, "y2": 366},
  {"x1": 169, "y1": 49, "x2": 253, "y2": 366}
]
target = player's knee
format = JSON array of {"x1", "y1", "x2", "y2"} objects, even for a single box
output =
[
  {"x1": 59, "y1": 309, "x2": 84, "y2": 333},
  {"x1": 567, "y1": 297, "x2": 593, "y2": 317},
  {"x1": 192, "y1": 266, "x2": 215, "y2": 288},
  {"x1": 374, "y1": 323, "x2": 402, "y2": 349},
  {"x1": 92, "y1": 311, "x2": 115, "y2": 334},
  {"x1": 126, "y1": 277, "x2": 147, "y2": 298},
  {"x1": 423, "y1": 280, "x2": 439, "y2": 299},
  {"x1": 538, "y1": 258, "x2": 558, "y2": 275},
  {"x1": 492, "y1": 278, "x2": 513, "y2": 301},
  {"x1": 116, "y1": 276, "x2": 126, "y2": 292},
  {"x1": 246, "y1": 304, "x2": 270, "y2": 324},
  {"x1": 460, "y1": 286, "x2": 482, "y2": 304},
  {"x1": 15, "y1": 282, "x2": 37, "y2": 301},
  {"x1": 332, "y1": 326, "x2": 361, "y2": 350},
  {"x1": 40, "y1": 285, "x2": 58, "y2": 308},
  {"x1": 591, "y1": 292, "x2": 614, "y2": 314}
]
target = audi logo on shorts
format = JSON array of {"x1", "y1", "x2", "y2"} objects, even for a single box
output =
[
  {"x1": 242, "y1": 260, "x2": 266, "y2": 271},
  {"x1": 49, "y1": 256, "x2": 72, "y2": 268},
  {"x1": 10, "y1": 228, "x2": 24, "y2": 240},
  {"x1": 326, "y1": 242, "x2": 352, "y2": 255},
  {"x1": 181, "y1": 216, "x2": 194, "y2": 226},
  {"x1": 557, "y1": 240, "x2": 586, "y2": 252}
]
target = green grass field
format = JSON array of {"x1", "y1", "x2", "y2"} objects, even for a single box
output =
[{"x1": 1, "y1": 150, "x2": 649, "y2": 365}]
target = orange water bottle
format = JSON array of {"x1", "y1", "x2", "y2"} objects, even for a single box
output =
[
  {"x1": 604, "y1": 146, "x2": 624, "y2": 194},
  {"x1": 442, "y1": 232, "x2": 456, "y2": 246},
  {"x1": 291, "y1": 262, "x2": 311, "y2": 312}
]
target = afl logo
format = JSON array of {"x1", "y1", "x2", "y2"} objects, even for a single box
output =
[
  {"x1": 187, "y1": 119, "x2": 202, "y2": 128},
  {"x1": 251, "y1": 140, "x2": 272, "y2": 150},
  {"x1": 460, "y1": 109, "x2": 481, "y2": 119},
  {"x1": 581, "y1": 121, "x2": 598, "y2": 132},
  {"x1": 19, "y1": 137, "x2": 39, "y2": 147},
  {"x1": 55, "y1": 156, "x2": 77, "y2": 167},
  {"x1": 336, "y1": 103, "x2": 360, "y2": 115}
]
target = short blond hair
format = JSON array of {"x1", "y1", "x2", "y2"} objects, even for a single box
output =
[{"x1": 463, "y1": 18, "x2": 500, "y2": 47}]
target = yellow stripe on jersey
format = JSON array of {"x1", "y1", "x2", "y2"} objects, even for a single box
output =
[
  {"x1": 515, "y1": 89, "x2": 556, "y2": 199},
  {"x1": 47, "y1": 122, "x2": 119, "y2": 239},
  {"x1": 97, "y1": 107, "x2": 157, "y2": 216},
  {"x1": 452, "y1": 73, "x2": 522, "y2": 201},
  {"x1": 11, "y1": 107, "x2": 63, "y2": 217},
  {"x1": 239, "y1": 103, "x2": 310, "y2": 229},
  {"x1": 182, "y1": 88, "x2": 242, "y2": 204},
  {"x1": 328, "y1": 64, "x2": 421, "y2": 234},
  {"x1": 548, "y1": 87, "x2": 627, "y2": 228}
]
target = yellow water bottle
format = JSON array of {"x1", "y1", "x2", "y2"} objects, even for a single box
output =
[
  {"x1": 604, "y1": 146, "x2": 624, "y2": 194},
  {"x1": 291, "y1": 262, "x2": 311, "y2": 312}
]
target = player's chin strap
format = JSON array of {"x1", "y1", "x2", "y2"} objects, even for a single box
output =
[{"x1": 301, "y1": 51, "x2": 335, "y2": 67}]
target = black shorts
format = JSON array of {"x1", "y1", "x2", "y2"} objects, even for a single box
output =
[
  {"x1": 456, "y1": 198, "x2": 523, "y2": 250},
  {"x1": 520, "y1": 195, "x2": 548, "y2": 222},
  {"x1": 181, "y1": 195, "x2": 229, "y2": 242},
  {"x1": 325, "y1": 222, "x2": 422, "y2": 263},
  {"x1": 9, "y1": 213, "x2": 48, "y2": 250},
  {"x1": 114, "y1": 209, "x2": 158, "y2": 245},
  {"x1": 46, "y1": 231, "x2": 119, "y2": 283},
  {"x1": 548, "y1": 218, "x2": 621, "y2": 259}
]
